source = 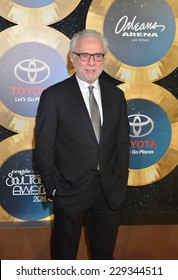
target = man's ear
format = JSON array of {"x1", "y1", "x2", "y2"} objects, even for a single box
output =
[{"x1": 69, "y1": 52, "x2": 74, "y2": 66}]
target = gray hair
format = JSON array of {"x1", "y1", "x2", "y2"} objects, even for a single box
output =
[{"x1": 70, "y1": 29, "x2": 109, "y2": 53}]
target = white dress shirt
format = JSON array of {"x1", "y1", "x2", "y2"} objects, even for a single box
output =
[{"x1": 76, "y1": 75, "x2": 103, "y2": 125}]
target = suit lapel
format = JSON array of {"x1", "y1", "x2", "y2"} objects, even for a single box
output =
[{"x1": 99, "y1": 79, "x2": 112, "y2": 145}]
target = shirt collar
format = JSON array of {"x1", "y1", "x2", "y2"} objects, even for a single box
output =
[{"x1": 76, "y1": 74, "x2": 99, "y2": 91}]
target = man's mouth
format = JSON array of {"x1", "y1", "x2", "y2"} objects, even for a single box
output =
[{"x1": 86, "y1": 69, "x2": 95, "y2": 73}]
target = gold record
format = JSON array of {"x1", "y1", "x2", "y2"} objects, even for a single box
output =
[
  {"x1": 0, "y1": 0, "x2": 81, "y2": 26},
  {"x1": 0, "y1": 25, "x2": 72, "y2": 134},
  {"x1": 0, "y1": 134, "x2": 34, "y2": 168},
  {"x1": 0, "y1": 134, "x2": 53, "y2": 222},
  {"x1": 0, "y1": 205, "x2": 53, "y2": 222},
  {"x1": 86, "y1": 0, "x2": 178, "y2": 83},
  {"x1": 118, "y1": 82, "x2": 178, "y2": 186},
  {"x1": 0, "y1": 134, "x2": 33, "y2": 222},
  {"x1": 0, "y1": 206, "x2": 24, "y2": 222}
]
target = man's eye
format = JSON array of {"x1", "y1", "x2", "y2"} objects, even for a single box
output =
[{"x1": 82, "y1": 54, "x2": 88, "y2": 57}]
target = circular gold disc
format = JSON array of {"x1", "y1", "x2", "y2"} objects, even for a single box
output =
[
  {"x1": 0, "y1": 134, "x2": 53, "y2": 221},
  {"x1": 86, "y1": 0, "x2": 178, "y2": 82},
  {"x1": 118, "y1": 82, "x2": 178, "y2": 186},
  {"x1": 0, "y1": 0, "x2": 80, "y2": 26},
  {"x1": 0, "y1": 25, "x2": 72, "y2": 134},
  {"x1": 0, "y1": 135, "x2": 32, "y2": 222}
]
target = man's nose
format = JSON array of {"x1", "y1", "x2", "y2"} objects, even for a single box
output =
[{"x1": 88, "y1": 55, "x2": 95, "y2": 65}]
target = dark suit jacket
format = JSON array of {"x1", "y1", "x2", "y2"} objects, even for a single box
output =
[{"x1": 35, "y1": 74, "x2": 130, "y2": 209}]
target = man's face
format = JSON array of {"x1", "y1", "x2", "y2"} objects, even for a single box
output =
[{"x1": 70, "y1": 37, "x2": 105, "y2": 84}]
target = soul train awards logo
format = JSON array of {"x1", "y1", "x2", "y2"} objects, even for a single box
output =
[
  {"x1": 5, "y1": 169, "x2": 45, "y2": 201},
  {"x1": 0, "y1": 145, "x2": 53, "y2": 221}
]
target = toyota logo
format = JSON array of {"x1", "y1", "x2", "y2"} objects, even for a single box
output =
[
  {"x1": 129, "y1": 114, "x2": 154, "y2": 137},
  {"x1": 14, "y1": 59, "x2": 50, "y2": 84}
]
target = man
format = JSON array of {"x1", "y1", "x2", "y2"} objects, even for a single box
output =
[{"x1": 35, "y1": 29, "x2": 130, "y2": 260}]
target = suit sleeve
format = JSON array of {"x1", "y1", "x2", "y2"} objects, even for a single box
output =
[
  {"x1": 35, "y1": 90, "x2": 59, "y2": 197},
  {"x1": 117, "y1": 92, "x2": 130, "y2": 183}
]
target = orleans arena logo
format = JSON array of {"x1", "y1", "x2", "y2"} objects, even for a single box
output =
[
  {"x1": 104, "y1": 0, "x2": 176, "y2": 66},
  {"x1": 114, "y1": 15, "x2": 165, "y2": 39}
]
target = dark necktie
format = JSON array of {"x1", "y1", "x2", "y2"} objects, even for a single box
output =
[{"x1": 88, "y1": 86, "x2": 101, "y2": 142}]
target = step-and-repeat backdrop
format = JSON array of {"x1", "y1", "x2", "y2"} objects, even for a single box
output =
[{"x1": 0, "y1": 0, "x2": 178, "y2": 223}]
